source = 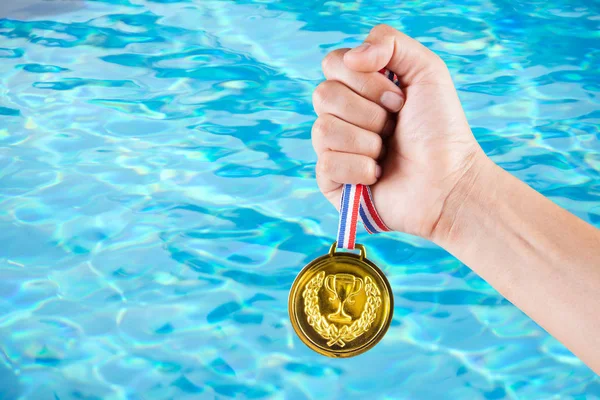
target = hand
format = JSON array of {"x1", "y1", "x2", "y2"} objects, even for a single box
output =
[
  {"x1": 312, "y1": 24, "x2": 600, "y2": 375},
  {"x1": 312, "y1": 24, "x2": 485, "y2": 240}
]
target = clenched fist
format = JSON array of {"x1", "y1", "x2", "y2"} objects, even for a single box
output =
[{"x1": 312, "y1": 24, "x2": 484, "y2": 240}]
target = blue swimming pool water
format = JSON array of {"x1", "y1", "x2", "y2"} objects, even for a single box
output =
[{"x1": 0, "y1": 0, "x2": 599, "y2": 399}]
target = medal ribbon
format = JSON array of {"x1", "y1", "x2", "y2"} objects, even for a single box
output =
[{"x1": 336, "y1": 68, "x2": 400, "y2": 250}]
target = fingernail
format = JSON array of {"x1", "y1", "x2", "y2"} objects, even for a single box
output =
[
  {"x1": 349, "y1": 42, "x2": 371, "y2": 54},
  {"x1": 375, "y1": 165, "x2": 382, "y2": 179},
  {"x1": 381, "y1": 91, "x2": 404, "y2": 112}
]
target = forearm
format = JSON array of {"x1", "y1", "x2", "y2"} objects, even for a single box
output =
[{"x1": 433, "y1": 153, "x2": 600, "y2": 373}]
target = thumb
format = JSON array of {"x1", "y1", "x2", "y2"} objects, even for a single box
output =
[{"x1": 343, "y1": 24, "x2": 448, "y2": 86}]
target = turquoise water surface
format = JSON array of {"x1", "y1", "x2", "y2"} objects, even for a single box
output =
[{"x1": 1, "y1": 0, "x2": 599, "y2": 399}]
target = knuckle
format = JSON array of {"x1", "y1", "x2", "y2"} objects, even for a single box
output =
[
  {"x1": 312, "y1": 115, "x2": 334, "y2": 148},
  {"x1": 321, "y1": 52, "x2": 336, "y2": 73},
  {"x1": 347, "y1": 130, "x2": 360, "y2": 149},
  {"x1": 317, "y1": 152, "x2": 335, "y2": 176},
  {"x1": 370, "y1": 23, "x2": 392, "y2": 36},
  {"x1": 312, "y1": 83, "x2": 327, "y2": 109},
  {"x1": 321, "y1": 49, "x2": 345, "y2": 73},
  {"x1": 311, "y1": 123, "x2": 322, "y2": 154},
  {"x1": 311, "y1": 116, "x2": 325, "y2": 139},
  {"x1": 312, "y1": 80, "x2": 337, "y2": 110}
]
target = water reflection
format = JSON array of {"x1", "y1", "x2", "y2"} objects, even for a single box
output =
[{"x1": 0, "y1": 0, "x2": 85, "y2": 19}]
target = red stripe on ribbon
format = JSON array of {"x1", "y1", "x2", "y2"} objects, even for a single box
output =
[
  {"x1": 347, "y1": 184, "x2": 362, "y2": 249},
  {"x1": 362, "y1": 185, "x2": 390, "y2": 232}
]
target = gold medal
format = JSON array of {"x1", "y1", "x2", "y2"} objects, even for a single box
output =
[{"x1": 289, "y1": 242, "x2": 393, "y2": 358}]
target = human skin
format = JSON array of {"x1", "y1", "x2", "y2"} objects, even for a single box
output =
[{"x1": 312, "y1": 24, "x2": 600, "y2": 374}]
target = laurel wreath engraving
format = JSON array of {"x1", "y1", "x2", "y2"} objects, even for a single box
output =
[{"x1": 303, "y1": 271, "x2": 382, "y2": 347}]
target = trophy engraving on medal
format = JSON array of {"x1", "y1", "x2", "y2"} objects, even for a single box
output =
[
  {"x1": 301, "y1": 270, "x2": 383, "y2": 348},
  {"x1": 289, "y1": 242, "x2": 394, "y2": 357},
  {"x1": 324, "y1": 273, "x2": 363, "y2": 324}
]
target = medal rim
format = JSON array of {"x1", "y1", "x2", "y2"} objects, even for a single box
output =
[{"x1": 288, "y1": 242, "x2": 394, "y2": 358}]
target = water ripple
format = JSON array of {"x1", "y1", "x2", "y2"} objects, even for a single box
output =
[{"x1": 0, "y1": 0, "x2": 599, "y2": 398}]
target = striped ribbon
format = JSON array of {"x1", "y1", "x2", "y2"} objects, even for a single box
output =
[{"x1": 336, "y1": 68, "x2": 400, "y2": 250}]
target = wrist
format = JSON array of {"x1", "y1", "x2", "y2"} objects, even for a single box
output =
[{"x1": 430, "y1": 150, "x2": 499, "y2": 249}]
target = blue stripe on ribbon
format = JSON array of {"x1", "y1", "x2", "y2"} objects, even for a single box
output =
[
  {"x1": 359, "y1": 206, "x2": 377, "y2": 234},
  {"x1": 337, "y1": 184, "x2": 352, "y2": 247},
  {"x1": 337, "y1": 186, "x2": 346, "y2": 245}
]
